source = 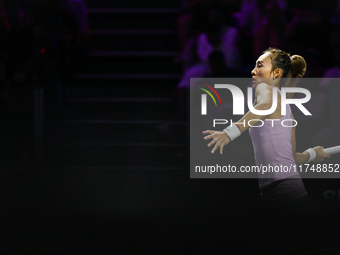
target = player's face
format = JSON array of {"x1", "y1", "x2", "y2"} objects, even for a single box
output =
[{"x1": 251, "y1": 52, "x2": 274, "y2": 88}]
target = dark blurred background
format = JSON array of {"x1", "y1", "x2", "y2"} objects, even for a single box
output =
[{"x1": 1, "y1": 0, "x2": 340, "y2": 254}]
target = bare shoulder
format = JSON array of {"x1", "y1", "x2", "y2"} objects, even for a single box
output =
[
  {"x1": 256, "y1": 83, "x2": 272, "y2": 91},
  {"x1": 255, "y1": 83, "x2": 273, "y2": 96}
]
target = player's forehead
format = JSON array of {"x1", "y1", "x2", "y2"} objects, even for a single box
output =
[{"x1": 256, "y1": 52, "x2": 271, "y2": 64}]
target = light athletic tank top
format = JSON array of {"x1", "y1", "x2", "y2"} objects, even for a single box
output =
[{"x1": 249, "y1": 88, "x2": 299, "y2": 190}]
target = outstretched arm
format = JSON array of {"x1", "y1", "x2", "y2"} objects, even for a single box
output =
[{"x1": 203, "y1": 83, "x2": 275, "y2": 154}]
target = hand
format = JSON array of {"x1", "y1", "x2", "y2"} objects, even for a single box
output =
[
  {"x1": 202, "y1": 130, "x2": 230, "y2": 154},
  {"x1": 313, "y1": 146, "x2": 331, "y2": 163}
]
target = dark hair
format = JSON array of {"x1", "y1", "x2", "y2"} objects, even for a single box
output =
[{"x1": 263, "y1": 47, "x2": 307, "y2": 88}]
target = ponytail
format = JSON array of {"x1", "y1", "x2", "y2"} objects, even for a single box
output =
[
  {"x1": 285, "y1": 55, "x2": 307, "y2": 97},
  {"x1": 289, "y1": 55, "x2": 307, "y2": 79}
]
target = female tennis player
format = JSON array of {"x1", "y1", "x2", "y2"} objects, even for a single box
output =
[{"x1": 203, "y1": 48, "x2": 331, "y2": 202}]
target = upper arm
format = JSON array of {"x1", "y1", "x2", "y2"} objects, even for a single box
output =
[{"x1": 255, "y1": 83, "x2": 273, "y2": 107}]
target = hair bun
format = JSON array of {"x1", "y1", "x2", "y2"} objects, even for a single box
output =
[{"x1": 290, "y1": 55, "x2": 307, "y2": 78}]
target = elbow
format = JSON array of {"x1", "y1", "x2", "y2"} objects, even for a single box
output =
[
  {"x1": 261, "y1": 103, "x2": 271, "y2": 111},
  {"x1": 293, "y1": 152, "x2": 301, "y2": 166},
  {"x1": 255, "y1": 98, "x2": 273, "y2": 111},
  {"x1": 261, "y1": 100, "x2": 274, "y2": 110},
  {"x1": 292, "y1": 151, "x2": 297, "y2": 163}
]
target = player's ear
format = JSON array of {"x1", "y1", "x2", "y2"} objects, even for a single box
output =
[{"x1": 274, "y1": 68, "x2": 282, "y2": 78}]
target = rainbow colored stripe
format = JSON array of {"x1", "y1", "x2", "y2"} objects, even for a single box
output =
[{"x1": 197, "y1": 82, "x2": 222, "y2": 106}]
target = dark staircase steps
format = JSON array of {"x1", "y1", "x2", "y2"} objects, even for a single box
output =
[
  {"x1": 86, "y1": 0, "x2": 182, "y2": 9},
  {"x1": 88, "y1": 11, "x2": 179, "y2": 30},
  {"x1": 80, "y1": 54, "x2": 180, "y2": 74},
  {"x1": 60, "y1": 122, "x2": 186, "y2": 143},
  {"x1": 63, "y1": 99, "x2": 175, "y2": 120},
  {"x1": 52, "y1": 144, "x2": 187, "y2": 168}
]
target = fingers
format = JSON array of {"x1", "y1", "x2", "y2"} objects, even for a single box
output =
[
  {"x1": 203, "y1": 131, "x2": 229, "y2": 154},
  {"x1": 204, "y1": 133, "x2": 216, "y2": 141},
  {"x1": 211, "y1": 140, "x2": 221, "y2": 154},
  {"x1": 321, "y1": 148, "x2": 331, "y2": 159},
  {"x1": 314, "y1": 153, "x2": 331, "y2": 162},
  {"x1": 207, "y1": 138, "x2": 218, "y2": 148},
  {"x1": 203, "y1": 131, "x2": 215, "y2": 141},
  {"x1": 202, "y1": 130, "x2": 215, "y2": 134},
  {"x1": 203, "y1": 130, "x2": 219, "y2": 141},
  {"x1": 320, "y1": 147, "x2": 331, "y2": 158},
  {"x1": 212, "y1": 138, "x2": 229, "y2": 154},
  {"x1": 313, "y1": 146, "x2": 332, "y2": 160}
]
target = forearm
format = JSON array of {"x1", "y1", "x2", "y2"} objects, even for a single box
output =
[{"x1": 294, "y1": 152, "x2": 310, "y2": 166}]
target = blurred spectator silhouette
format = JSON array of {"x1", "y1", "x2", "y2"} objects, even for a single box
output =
[
  {"x1": 176, "y1": 1, "x2": 242, "y2": 92},
  {"x1": 205, "y1": 50, "x2": 236, "y2": 78},
  {"x1": 177, "y1": 0, "x2": 204, "y2": 54},
  {"x1": 177, "y1": 49, "x2": 238, "y2": 90},
  {"x1": 176, "y1": 1, "x2": 242, "y2": 71},
  {"x1": 196, "y1": 2, "x2": 242, "y2": 69},
  {"x1": 322, "y1": 44, "x2": 340, "y2": 81},
  {"x1": 286, "y1": 2, "x2": 331, "y2": 66},
  {"x1": 159, "y1": 50, "x2": 236, "y2": 135},
  {"x1": 253, "y1": 0, "x2": 286, "y2": 60},
  {"x1": 234, "y1": 0, "x2": 261, "y2": 67}
]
